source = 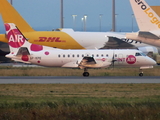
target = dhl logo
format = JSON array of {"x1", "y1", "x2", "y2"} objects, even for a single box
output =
[
  {"x1": 34, "y1": 37, "x2": 66, "y2": 42},
  {"x1": 135, "y1": 0, "x2": 160, "y2": 29}
]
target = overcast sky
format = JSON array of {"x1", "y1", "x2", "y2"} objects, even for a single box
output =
[{"x1": 0, "y1": 0, "x2": 160, "y2": 33}]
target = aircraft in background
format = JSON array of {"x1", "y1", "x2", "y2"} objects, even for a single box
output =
[
  {"x1": 0, "y1": 0, "x2": 159, "y2": 63},
  {"x1": 126, "y1": 0, "x2": 160, "y2": 47},
  {"x1": 4, "y1": 23, "x2": 156, "y2": 76}
]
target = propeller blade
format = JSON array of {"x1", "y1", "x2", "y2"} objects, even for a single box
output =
[{"x1": 111, "y1": 51, "x2": 117, "y2": 69}]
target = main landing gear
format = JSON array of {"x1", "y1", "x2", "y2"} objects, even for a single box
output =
[
  {"x1": 139, "y1": 69, "x2": 143, "y2": 77},
  {"x1": 82, "y1": 68, "x2": 145, "y2": 77},
  {"x1": 83, "y1": 68, "x2": 89, "y2": 77}
]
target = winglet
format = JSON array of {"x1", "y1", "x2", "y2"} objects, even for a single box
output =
[{"x1": 130, "y1": 0, "x2": 160, "y2": 31}]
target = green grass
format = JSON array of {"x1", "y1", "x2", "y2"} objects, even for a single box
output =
[
  {"x1": 0, "y1": 100, "x2": 160, "y2": 120},
  {"x1": 0, "y1": 84, "x2": 160, "y2": 119},
  {"x1": 0, "y1": 65, "x2": 159, "y2": 76},
  {"x1": 0, "y1": 84, "x2": 160, "y2": 103},
  {"x1": 0, "y1": 66, "x2": 159, "y2": 119}
]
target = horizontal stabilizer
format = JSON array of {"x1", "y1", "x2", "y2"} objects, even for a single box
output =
[
  {"x1": 138, "y1": 31, "x2": 160, "y2": 39},
  {"x1": 12, "y1": 59, "x2": 31, "y2": 64}
]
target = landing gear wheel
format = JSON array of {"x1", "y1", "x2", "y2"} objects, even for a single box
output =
[
  {"x1": 139, "y1": 73, "x2": 143, "y2": 77},
  {"x1": 83, "y1": 72, "x2": 89, "y2": 77}
]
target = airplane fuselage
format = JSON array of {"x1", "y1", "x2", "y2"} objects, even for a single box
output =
[
  {"x1": 5, "y1": 23, "x2": 156, "y2": 77},
  {"x1": 7, "y1": 49, "x2": 155, "y2": 69}
]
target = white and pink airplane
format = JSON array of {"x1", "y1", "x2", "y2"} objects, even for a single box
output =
[{"x1": 4, "y1": 23, "x2": 156, "y2": 77}]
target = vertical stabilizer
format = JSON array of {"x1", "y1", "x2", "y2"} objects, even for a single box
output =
[
  {"x1": 130, "y1": 0, "x2": 160, "y2": 31},
  {"x1": 4, "y1": 23, "x2": 31, "y2": 54},
  {"x1": 0, "y1": 0, "x2": 35, "y2": 32}
]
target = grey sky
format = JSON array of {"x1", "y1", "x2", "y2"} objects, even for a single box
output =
[{"x1": 0, "y1": 0, "x2": 160, "y2": 33}]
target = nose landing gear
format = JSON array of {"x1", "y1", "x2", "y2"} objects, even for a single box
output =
[{"x1": 139, "y1": 69, "x2": 143, "y2": 77}]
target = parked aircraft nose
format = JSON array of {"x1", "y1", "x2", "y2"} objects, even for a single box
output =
[{"x1": 148, "y1": 57, "x2": 157, "y2": 66}]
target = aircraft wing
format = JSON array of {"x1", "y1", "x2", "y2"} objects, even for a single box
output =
[
  {"x1": 100, "y1": 36, "x2": 137, "y2": 49},
  {"x1": 126, "y1": 31, "x2": 160, "y2": 42}
]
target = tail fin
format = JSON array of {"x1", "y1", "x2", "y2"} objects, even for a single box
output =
[
  {"x1": 4, "y1": 23, "x2": 31, "y2": 55},
  {"x1": 0, "y1": 0, "x2": 35, "y2": 32},
  {"x1": 4, "y1": 23, "x2": 50, "y2": 55},
  {"x1": 130, "y1": 0, "x2": 160, "y2": 31}
]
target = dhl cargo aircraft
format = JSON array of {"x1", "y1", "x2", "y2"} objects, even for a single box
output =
[
  {"x1": 0, "y1": 0, "x2": 159, "y2": 62},
  {"x1": 5, "y1": 23, "x2": 156, "y2": 76}
]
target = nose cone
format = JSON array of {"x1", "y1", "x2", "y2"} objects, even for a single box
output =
[{"x1": 148, "y1": 57, "x2": 157, "y2": 66}]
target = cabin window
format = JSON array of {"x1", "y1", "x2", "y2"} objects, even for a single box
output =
[
  {"x1": 82, "y1": 54, "x2": 84, "y2": 57},
  {"x1": 115, "y1": 54, "x2": 117, "y2": 57},
  {"x1": 106, "y1": 54, "x2": 108, "y2": 57},
  {"x1": 92, "y1": 54, "x2": 94, "y2": 57},
  {"x1": 97, "y1": 54, "x2": 99, "y2": 57},
  {"x1": 72, "y1": 54, "x2": 75, "y2": 57},
  {"x1": 58, "y1": 55, "x2": 61, "y2": 57},
  {"x1": 68, "y1": 55, "x2": 70, "y2": 57},
  {"x1": 77, "y1": 54, "x2": 79, "y2": 57},
  {"x1": 101, "y1": 54, "x2": 103, "y2": 57},
  {"x1": 63, "y1": 55, "x2": 65, "y2": 57}
]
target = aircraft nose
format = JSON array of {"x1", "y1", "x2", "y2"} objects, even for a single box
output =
[{"x1": 149, "y1": 58, "x2": 157, "y2": 65}]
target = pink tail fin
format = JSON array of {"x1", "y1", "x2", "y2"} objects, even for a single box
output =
[
  {"x1": 5, "y1": 23, "x2": 26, "y2": 49},
  {"x1": 4, "y1": 23, "x2": 47, "y2": 55}
]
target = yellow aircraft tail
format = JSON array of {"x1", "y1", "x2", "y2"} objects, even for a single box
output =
[{"x1": 0, "y1": 0, "x2": 35, "y2": 32}]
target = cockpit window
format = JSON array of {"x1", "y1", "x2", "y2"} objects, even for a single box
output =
[
  {"x1": 140, "y1": 52, "x2": 147, "y2": 56},
  {"x1": 135, "y1": 52, "x2": 142, "y2": 56},
  {"x1": 135, "y1": 52, "x2": 146, "y2": 56}
]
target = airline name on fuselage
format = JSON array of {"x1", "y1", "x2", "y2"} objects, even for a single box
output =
[
  {"x1": 135, "y1": 0, "x2": 160, "y2": 28},
  {"x1": 34, "y1": 37, "x2": 66, "y2": 42}
]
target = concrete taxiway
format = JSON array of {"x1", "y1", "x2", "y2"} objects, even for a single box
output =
[{"x1": 0, "y1": 76, "x2": 159, "y2": 84}]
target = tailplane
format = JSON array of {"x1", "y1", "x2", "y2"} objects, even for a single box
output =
[
  {"x1": 0, "y1": 0, "x2": 35, "y2": 32},
  {"x1": 130, "y1": 0, "x2": 160, "y2": 31}
]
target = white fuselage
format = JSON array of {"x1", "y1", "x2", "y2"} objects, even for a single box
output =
[
  {"x1": 62, "y1": 29, "x2": 159, "y2": 54},
  {"x1": 9, "y1": 49, "x2": 156, "y2": 69}
]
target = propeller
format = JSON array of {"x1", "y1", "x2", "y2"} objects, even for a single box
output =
[{"x1": 111, "y1": 51, "x2": 117, "y2": 69}]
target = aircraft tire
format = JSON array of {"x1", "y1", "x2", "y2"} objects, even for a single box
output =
[
  {"x1": 139, "y1": 73, "x2": 143, "y2": 77},
  {"x1": 83, "y1": 72, "x2": 89, "y2": 77}
]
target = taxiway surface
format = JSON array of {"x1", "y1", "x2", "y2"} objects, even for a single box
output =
[{"x1": 0, "y1": 76, "x2": 159, "y2": 84}]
